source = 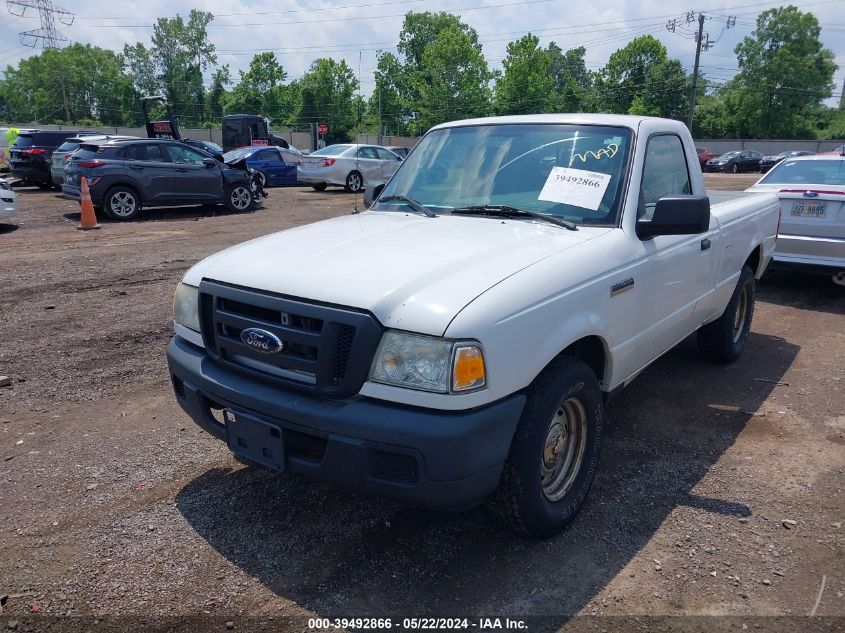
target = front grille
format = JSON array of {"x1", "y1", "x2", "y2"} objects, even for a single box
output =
[{"x1": 199, "y1": 279, "x2": 382, "y2": 399}]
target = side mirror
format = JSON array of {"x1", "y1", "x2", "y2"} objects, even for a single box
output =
[
  {"x1": 636, "y1": 195, "x2": 710, "y2": 240},
  {"x1": 363, "y1": 183, "x2": 385, "y2": 208},
  {"x1": 203, "y1": 157, "x2": 217, "y2": 168}
]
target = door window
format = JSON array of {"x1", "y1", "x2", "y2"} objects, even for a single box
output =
[
  {"x1": 356, "y1": 147, "x2": 378, "y2": 159},
  {"x1": 257, "y1": 149, "x2": 281, "y2": 161},
  {"x1": 125, "y1": 144, "x2": 168, "y2": 162},
  {"x1": 166, "y1": 145, "x2": 207, "y2": 165},
  {"x1": 374, "y1": 147, "x2": 400, "y2": 161},
  {"x1": 638, "y1": 135, "x2": 691, "y2": 220}
]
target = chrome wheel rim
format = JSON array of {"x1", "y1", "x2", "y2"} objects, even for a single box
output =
[
  {"x1": 348, "y1": 173, "x2": 362, "y2": 191},
  {"x1": 230, "y1": 187, "x2": 251, "y2": 210},
  {"x1": 733, "y1": 284, "x2": 749, "y2": 343},
  {"x1": 540, "y1": 396, "x2": 588, "y2": 502},
  {"x1": 110, "y1": 191, "x2": 136, "y2": 217}
]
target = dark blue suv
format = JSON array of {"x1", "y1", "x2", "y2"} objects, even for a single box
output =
[{"x1": 62, "y1": 138, "x2": 254, "y2": 221}]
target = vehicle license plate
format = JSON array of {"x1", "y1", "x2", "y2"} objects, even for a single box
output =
[
  {"x1": 790, "y1": 202, "x2": 825, "y2": 218},
  {"x1": 224, "y1": 409, "x2": 285, "y2": 471}
]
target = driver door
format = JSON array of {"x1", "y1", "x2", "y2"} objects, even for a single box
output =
[{"x1": 163, "y1": 144, "x2": 223, "y2": 202}]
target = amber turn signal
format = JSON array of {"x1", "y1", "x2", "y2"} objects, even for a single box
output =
[{"x1": 452, "y1": 345, "x2": 486, "y2": 391}]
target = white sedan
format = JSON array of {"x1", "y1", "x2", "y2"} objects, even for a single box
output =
[
  {"x1": 0, "y1": 180, "x2": 16, "y2": 224},
  {"x1": 297, "y1": 144, "x2": 402, "y2": 193},
  {"x1": 747, "y1": 155, "x2": 845, "y2": 285}
]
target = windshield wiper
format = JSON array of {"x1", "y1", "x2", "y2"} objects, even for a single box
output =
[
  {"x1": 451, "y1": 204, "x2": 577, "y2": 230},
  {"x1": 379, "y1": 194, "x2": 437, "y2": 218}
]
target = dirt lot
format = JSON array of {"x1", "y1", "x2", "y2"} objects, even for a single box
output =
[{"x1": 0, "y1": 174, "x2": 842, "y2": 632}]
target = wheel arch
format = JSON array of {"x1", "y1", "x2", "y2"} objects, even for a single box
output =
[
  {"x1": 744, "y1": 244, "x2": 763, "y2": 278},
  {"x1": 539, "y1": 334, "x2": 610, "y2": 392}
]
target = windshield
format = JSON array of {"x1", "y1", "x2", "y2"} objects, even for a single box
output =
[
  {"x1": 311, "y1": 144, "x2": 352, "y2": 156},
  {"x1": 223, "y1": 148, "x2": 252, "y2": 162},
  {"x1": 203, "y1": 141, "x2": 223, "y2": 153},
  {"x1": 373, "y1": 123, "x2": 633, "y2": 226},
  {"x1": 759, "y1": 159, "x2": 845, "y2": 185},
  {"x1": 718, "y1": 151, "x2": 740, "y2": 159},
  {"x1": 57, "y1": 140, "x2": 83, "y2": 152}
]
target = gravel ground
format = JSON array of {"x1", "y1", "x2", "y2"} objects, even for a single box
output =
[{"x1": 0, "y1": 174, "x2": 842, "y2": 632}]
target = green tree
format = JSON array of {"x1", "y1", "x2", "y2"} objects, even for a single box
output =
[
  {"x1": 369, "y1": 51, "x2": 407, "y2": 136},
  {"x1": 149, "y1": 10, "x2": 217, "y2": 126},
  {"x1": 206, "y1": 65, "x2": 231, "y2": 122},
  {"x1": 228, "y1": 52, "x2": 288, "y2": 117},
  {"x1": 546, "y1": 44, "x2": 594, "y2": 111},
  {"x1": 296, "y1": 58, "x2": 359, "y2": 142},
  {"x1": 0, "y1": 44, "x2": 138, "y2": 125},
  {"x1": 727, "y1": 6, "x2": 837, "y2": 138},
  {"x1": 398, "y1": 12, "x2": 493, "y2": 134},
  {"x1": 494, "y1": 34, "x2": 555, "y2": 114},
  {"x1": 595, "y1": 35, "x2": 688, "y2": 118}
]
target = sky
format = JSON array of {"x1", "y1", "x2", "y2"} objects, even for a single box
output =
[{"x1": 1, "y1": 0, "x2": 843, "y2": 107}]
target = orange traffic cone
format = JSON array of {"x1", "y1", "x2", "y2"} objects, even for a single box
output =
[{"x1": 77, "y1": 176, "x2": 100, "y2": 231}]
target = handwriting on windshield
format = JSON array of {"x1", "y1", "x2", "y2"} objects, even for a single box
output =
[{"x1": 570, "y1": 143, "x2": 619, "y2": 166}]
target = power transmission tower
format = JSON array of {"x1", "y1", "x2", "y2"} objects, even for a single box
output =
[
  {"x1": 667, "y1": 10, "x2": 735, "y2": 132},
  {"x1": 6, "y1": 0, "x2": 74, "y2": 48}
]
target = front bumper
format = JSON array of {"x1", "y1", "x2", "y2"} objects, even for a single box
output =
[
  {"x1": 167, "y1": 336, "x2": 525, "y2": 509},
  {"x1": 704, "y1": 164, "x2": 727, "y2": 173}
]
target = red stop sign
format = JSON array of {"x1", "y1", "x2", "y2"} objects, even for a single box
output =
[{"x1": 318, "y1": 123, "x2": 328, "y2": 135}]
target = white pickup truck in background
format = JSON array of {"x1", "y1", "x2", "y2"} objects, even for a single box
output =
[{"x1": 167, "y1": 114, "x2": 779, "y2": 537}]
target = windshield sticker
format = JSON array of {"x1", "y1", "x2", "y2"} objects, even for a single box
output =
[
  {"x1": 569, "y1": 143, "x2": 619, "y2": 166},
  {"x1": 538, "y1": 167, "x2": 612, "y2": 211}
]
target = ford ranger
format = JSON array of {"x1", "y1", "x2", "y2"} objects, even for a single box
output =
[{"x1": 167, "y1": 114, "x2": 779, "y2": 537}]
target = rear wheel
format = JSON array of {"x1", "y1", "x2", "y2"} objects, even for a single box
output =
[
  {"x1": 697, "y1": 265, "x2": 755, "y2": 363},
  {"x1": 311, "y1": 183, "x2": 327, "y2": 192},
  {"x1": 226, "y1": 184, "x2": 253, "y2": 212},
  {"x1": 345, "y1": 170, "x2": 363, "y2": 193},
  {"x1": 104, "y1": 186, "x2": 141, "y2": 221},
  {"x1": 489, "y1": 357, "x2": 604, "y2": 538}
]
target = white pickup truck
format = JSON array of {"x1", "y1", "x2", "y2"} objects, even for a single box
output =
[{"x1": 167, "y1": 114, "x2": 779, "y2": 537}]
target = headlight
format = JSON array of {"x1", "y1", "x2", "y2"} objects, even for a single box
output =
[
  {"x1": 173, "y1": 282, "x2": 200, "y2": 332},
  {"x1": 369, "y1": 331, "x2": 486, "y2": 393}
]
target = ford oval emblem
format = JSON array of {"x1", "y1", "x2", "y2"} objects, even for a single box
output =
[
  {"x1": 803, "y1": 191, "x2": 819, "y2": 198},
  {"x1": 240, "y1": 328, "x2": 284, "y2": 354}
]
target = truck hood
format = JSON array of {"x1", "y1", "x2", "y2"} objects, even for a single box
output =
[{"x1": 183, "y1": 211, "x2": 609, "y2": 335}]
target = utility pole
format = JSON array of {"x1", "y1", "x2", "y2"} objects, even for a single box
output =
[
  {"x1": 668, "y1": 11, "x2": 734, "y2": 133},
  {"x1": 839, "y1": 75, "x2": 844, "y2": 109},
  {"x1": 58, "y1": 72, "x2": 70, "y2": 122},
  {"x1": 688, "y1": 12, "x2": 705, "y2": 132}
]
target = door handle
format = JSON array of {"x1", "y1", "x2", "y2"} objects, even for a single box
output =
[
  {"x1": 701, "y1": 238, "x2": 712, "y2": 251},
  {"x1": 129, "y1": 165, "x2": 143, "y2": 170}
]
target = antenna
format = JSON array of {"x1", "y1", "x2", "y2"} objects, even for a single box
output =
[{"x1": 7, "y1": 0, "x2": 74, "y2": 48}]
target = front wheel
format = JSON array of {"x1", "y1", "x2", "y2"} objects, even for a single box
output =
[
  {"x1": 489, "y1": 357, "x2": 604, "y2": 538},
  {"x1": 104, "y1": 186, "x2": 141, "y2": 221},
  {"x1": 226, "y1": 184, "x2": 253, "y2": 212},
  {"x1": 345, "y1": 170, "x2": 363, "y2": 193},
  {"x1": 730, "y1": 163, "x2": 739, "y2": 174},
  {"x1": 697, "y1": 265, "x2": 755, "y2": 363}
]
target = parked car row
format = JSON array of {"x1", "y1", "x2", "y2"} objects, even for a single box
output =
[{"x1": 697, "y1": 145, "x2": 845, "y2": 173}]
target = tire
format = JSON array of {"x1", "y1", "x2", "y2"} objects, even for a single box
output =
[
  {"x1": 730, "y1": 163, "x2": 738, "y2": 174},
  {"x1": 311, "y1": 183, "x2": 327, "y2": 192},
  {"x1": 226, "y1": 183, "x2": 253, "y2": 212},
  {"x1": 345, "y1": 170, "x2": 363, "y2": 193},
  {"x1": 104, "y1": 186, "x2": 141, "y2": 221},
  {"x1": 697, "y1": 265, "x2": 755, "y2": 363},
  {"x1": 256, "y1": 171, "x2": 267, "y2": 188},
  {"x1": 489, "y1": 357, "x2": 604, "y2": 538}
]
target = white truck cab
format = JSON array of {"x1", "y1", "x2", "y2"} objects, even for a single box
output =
[{"x1": 167, "y1": 114, "x2": 779, "y2": 537}]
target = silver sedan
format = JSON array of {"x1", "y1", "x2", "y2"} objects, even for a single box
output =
[{"x1": 297, "y1": 144, "x2": 402, "y2": 193}]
